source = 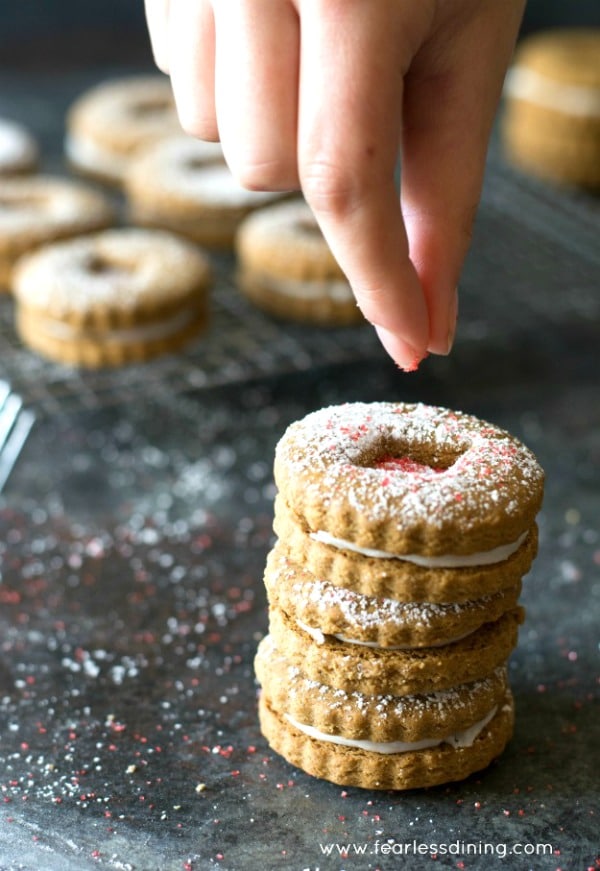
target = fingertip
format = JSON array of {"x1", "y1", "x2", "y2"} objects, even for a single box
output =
[{"x1": 374, "y1": 326, "x2": 428, "y2": 373}]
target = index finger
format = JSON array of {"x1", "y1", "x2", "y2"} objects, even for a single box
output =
[{"x1": 296, "y1": 0, "x2": 431, "y2": 371}]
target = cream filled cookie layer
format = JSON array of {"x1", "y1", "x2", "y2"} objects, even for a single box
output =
[
  {"x1": 504, "y1": 65, "x2": 600, "y2": 117},
  {"x1": 274, "y1": 402, "x2": 544, "y2": 556},
  {"x1": 310, "y1": 529, "x2": 529, "y2": 568},
  {"x1": 285, "y1": 706, "x2": 498, "y2": 754}
]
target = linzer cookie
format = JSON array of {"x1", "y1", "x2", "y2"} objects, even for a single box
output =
[
  {"x1": 264, "y1": 544, "x2": 523, "y2": 649},
  {"x1": 0, "y1": 175, "x2": 115, "y2": 290},
  {"x1": 274, "y1": 403, "x2": 544, "y2": 557},
  {"x1": 126, "y1": 143, "x2": 284, "y2": 249},
  {"x1": 502, "y1": 29, "x2": 600, "y2": 189},
  {"x1": 273, "y1": 493, "x2": 538, "y2": 603},
  {"x1": 256, "y1": 637, "x2": 509, "y2": 743},
  {"x1": 258, "y1": 691, "x2": 515, "y2": 791},
  {"x1": 236, "y1": 199, "x2": 363, "y2": 325},
  {"x1": 255, "y1": 401, "x2": 544, "y2": 789},
  {"x1": 13, "y1": 228, "x2": 211, "y2": 367},
  {"x1": 267, "y1": 604, "x2": 523, "y2": 697},
  {"x1": 65, "y1": 76, "x2": 182, "y2": 186}
]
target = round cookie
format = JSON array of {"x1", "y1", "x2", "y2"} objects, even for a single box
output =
[
  {"x1": 0, "y1": 118, "x2": 39, "y2": 176},
  {"x1": 65, "y1": 76, "x2": 183, "y2": 186},
  {"x1": 274, "y1": 402, "x2": 545, "y2": 557},
  {"x1": 266, "y1": 605, "x2": 523, "y2": 697},
  {"x1": 258, "y1": 689, "x2": 515, "y2": 791},
  {"x1": 256, "y1": 637, "x2": 508, "y2": 744},
  {"x1": 13, "y1": 228, "x2": 212, "y2": 368},
  {"x1": 236, "y1": 199, "x2": 363, "y2": 326},
  {"x1": 126, "y1": 142, "x2": 285, "y2": 249},
  {"x1": 502, "y1": 29, "x2": 600, "y2": 189},
  {"x1": 273, "y1": 493, "x2": 538, "y2": 603},
  {"x1": 0, "y1": 175, "x2": 115, "y2": 290},
  {"x1": 264, "y1": 544, "x2": 523, "y2": 648}
]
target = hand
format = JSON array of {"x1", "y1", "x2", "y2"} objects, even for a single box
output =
[{"x1": 145, "y1": 0, "x2": 525, "y2": 370}]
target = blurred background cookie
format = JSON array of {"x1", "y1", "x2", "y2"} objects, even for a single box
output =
[
  {"x1": 65, "y1": 75, "x2": 182, "y2": 186},
  {"x1": 126, "y1": 141, "x2": 284, "y2": 249},
  {"x1": 236, "y1": 199, "x2": 363, "y2": 326},
  {"x1": 13, "y1": 227, "x2": 212, "y2": 367},
  {"x1": 502, "y1": 28, "x2": 600, "y2": 189},
  {"x1": 0, "y1": 118, "x2": 39, "y2": 176},
  {"x1": 0, "y1": 175, "x2": 115, "y2": 290}
]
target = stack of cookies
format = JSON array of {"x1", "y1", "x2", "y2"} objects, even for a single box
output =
[{"x1": 255, "y1": 402, "x2": 544, "y2": 790}]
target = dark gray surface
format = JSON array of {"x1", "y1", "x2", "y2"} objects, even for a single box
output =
[{"x1": 0, "y1": 70, "x2": 599, "y2": 871}]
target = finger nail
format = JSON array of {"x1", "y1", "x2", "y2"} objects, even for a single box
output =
[
  {"x1": 374, "y1": 326, "x2": 425, "y2": 373},
  {"x1": 445, "y1": 288, "x2": 459, "y2": 354}
]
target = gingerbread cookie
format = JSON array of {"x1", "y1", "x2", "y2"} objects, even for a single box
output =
[
  {"x1": 0, "y1": 175, "x2": 114, "y2": 290},
  {"x1": 126, "y1": 139, "x2": 283, "y2": 249},
  {"x1": 13, "y1": 228, "x2": 211, "y2": 367},
  {"x1": 0, "y1": 118, "x2": 39, "y2": 176},
  {"x1": 65, "y1": 76, "x2": 182, "y2": 186},
  {"x1": 236, "y1": 199, "x2": 363, "y2": 325},
  {"x1": 502, "y1": 28, "x2": 600, "y2": 189},
  {"x1": 264, "y1": 545, "x2": 523, "y2": 649},
  {"x1": 255, "y1": 401, "x2": 544, "y2": 789},
  {"x1": 267, "y1": 605, "x2": 523, "y2": 697},
  {"x1": 258, "y1": 690, "x2": 514, "y2": 791}
]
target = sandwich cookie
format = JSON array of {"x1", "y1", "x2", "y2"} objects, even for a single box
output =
[
  {"x1": 126, "y1": 141, "x2": 283, "y2": 249},
  {"x1": 264, "y1": 544, "x2": 523, "y2": 649},
  {"x1": 236, "y1": 199, "x2": 363, "y2": 326},
  {"x1": 273, "y1": 402, "x2": 544, "y2": 559},
  {"x1": 0, "y1": 175, "x2": 114, "y2": 290},
  {"x1": 267, "y1": 604, "x2": 523, "y2": 697},
  {"x1": 65, "y1": 76, "x2": 182, "y2": 186},
  {"x1": 258, "y1": 690, "x2": 514, "y2": 791},
  {"x1": 13, "y1": 228, "x2": 211, "y2": 367},
  {"x1": 502, "y1": 28, "x2": 600, "y2": 189}
]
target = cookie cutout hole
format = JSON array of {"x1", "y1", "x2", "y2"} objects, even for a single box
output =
[
  {"x1": 296, "y1": 218, "x2": 323, "y2": 239},
  {"x1": 359, "y1": 441, "x2": 467, "y2": 476},
  {"x1": 130, "y1": 97, "x2": 172, "y2": 118},
  {"x1": 184, "y1": 157, "x2": 220, "y2": 173},
  {"x1": 83, "y1": 253, "x2": 132, "y2": 279}
]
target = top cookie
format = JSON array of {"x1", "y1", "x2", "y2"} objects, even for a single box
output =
[
  {"x1": 274, "y1": 402, "x2": 544, "y2": 557},
  {"x1": 65, "y1": 76, "x2": 182, "y2": 185}
]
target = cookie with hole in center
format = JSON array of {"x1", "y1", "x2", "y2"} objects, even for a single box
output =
[
  {"x1": 65, "y1": 75, "x2": 183, "y2": 186},
  {"x1": 0, "y1": 175, "x2": 115, "y2": 290},
  {"x1": 274, "y1": 402, "x2": 544, "y2": 558},
  {"x1": 126, "y1": 138, "x2": 285, "y2": 249},
  {"x1": 236, "y1": 199, "x2": 364, "y2": 325},
  {"x1": 13, "y1": 228, "x2": 211, "y2": 367}
]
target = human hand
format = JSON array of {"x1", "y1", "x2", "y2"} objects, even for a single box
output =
[{"x1": 145, "y1": 0, "x2": 525, "y2": 370}]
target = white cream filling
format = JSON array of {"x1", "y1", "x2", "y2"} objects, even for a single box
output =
[
  {"x1": 504, "y1": 66, "x2": 600, "y2": 117},
  {"x1": 286, "y1": 706, "x2": 498, "y2": 754},
  {"x1": 310, "y1": 530, "x2": 528, "y2": 568},
  {"x1": 296, "y1": 619, "x2": 474, "y2": 650},
  {"x1": 34, "y1": 307, "x2": 196, "y2": 344},
  {"x1": 258, "y1": 274, "x2": 354, "y2": 302},
  {"x1": 65, "y1": 133, "x2": 129, "y2": 178}
]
